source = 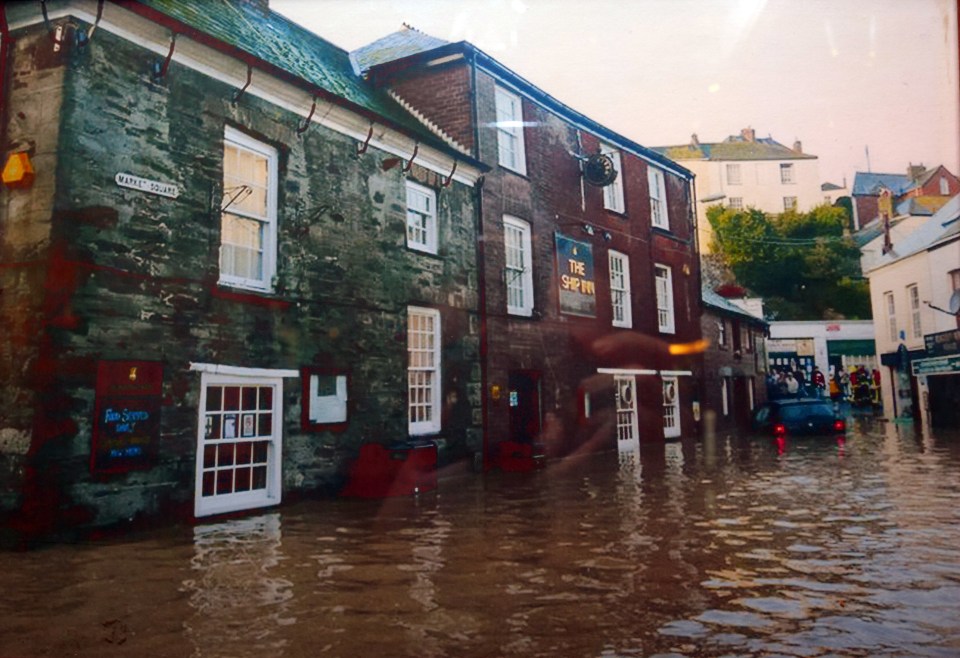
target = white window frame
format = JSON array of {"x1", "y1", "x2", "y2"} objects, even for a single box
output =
[
  {"x1": 721, "y1": 378, "x2": 730, "y2": 417},
  {"x1": 783, "y1": 196, "x2": 798, "y2": 211},
  {"x1": 220, "y1": 126, "x2": 278, "y2": 292},
  {"x1": 717, "y1": 319, "x2": 727, "y2": 347},
  {"x1": 726, "y1": 163, "x2": 742, "y2": 185},
  {"x1": 405, "y1": 180, "x2": 437, "y2": 254},
  {"x1": 495, "y1": 86, "x2": 526, "y2": 175},
  {"x1": 907, "y1": 284, "x2": 922, "y2": 339},
  {"x1": 940, "y1": 176, "x2": 949, "y2": 195},
  {"x1": 662, "y1": 376, "x2": 681, "y2": 438},
  {"x1": 194, "y1": 370, "x2": 285, "y2": 518},
  {"x1": 748, "y1": 377, "x2": 756, "y2": 411},
  {"x1": 780, "y1": 163, "x2": 795, "y2": 184},
  {"x1": 503, "y1": 215, "x2": 534, "y2": 316},
  {"x1": 655, "y1": 264, "x2": 675, "y2": 334},
  {"x1": 601, "y1": 143, "x2": 625, "y2": 213},
  {"x1": 729, "y1": 197, "x2": 743, "y2": 210},
  {"x1": 408, "y1": 306, "x2": 441, "y2": 435},
  {"x1": 648, "y1": 166, "x2": 669, "y2": 230},
  {"x1": 608, "y1": 250, "x2": 632, "y2": 328},
  {"x1": 885, "y1": 291, "x2": 897, "y2": 342}
]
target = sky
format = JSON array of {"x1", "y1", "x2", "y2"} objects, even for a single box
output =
[{"x1": 271, "y1": 0, "x2": 960, "y2": 187}]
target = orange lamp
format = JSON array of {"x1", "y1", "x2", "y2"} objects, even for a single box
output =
[{"x1": 2, "y1": 152, "x2": 35, "y2": 189}]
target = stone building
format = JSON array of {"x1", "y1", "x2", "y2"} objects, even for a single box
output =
[
  {"x1": 354, "y1": 27, "x2": 703, "y2": 461},
  {"x1": 700, "y1": 289, "x2": 768, "y2": 435},
  {"x1": 0, "y1": 0, "x2": 484, "y2": 541}
]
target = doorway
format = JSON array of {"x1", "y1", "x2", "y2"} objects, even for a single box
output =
[{"x1": 508, "y1": 370, "x2": 542, "y2": 444}]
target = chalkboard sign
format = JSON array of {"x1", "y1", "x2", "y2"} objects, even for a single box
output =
[{"x1": 91, "y1": 361, "x2": 163, "y2": 474}]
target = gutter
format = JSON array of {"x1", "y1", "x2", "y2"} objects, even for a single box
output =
[
  {"x1": 0, "y1": 4, "x2": 10, "y2": 156},
  {"x1": 363, "y1": 39, "x2": 693, "y2": 181},
  {"x1": 112, "y1": 0, "x2": 485, "y2": 171}
]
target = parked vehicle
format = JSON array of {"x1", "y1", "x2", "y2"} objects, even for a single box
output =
[{"x1": 751, "y1": 399, "x2": 846, "y2": 438}]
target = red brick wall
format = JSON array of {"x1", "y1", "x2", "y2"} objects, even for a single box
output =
[{"x1": 388, "y1": 64, "x2": 474, "y2": 152}]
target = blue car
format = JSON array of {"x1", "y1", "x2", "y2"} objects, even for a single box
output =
[{"x1": 751, "y1": 399, "x2": 846, "y2": 437}]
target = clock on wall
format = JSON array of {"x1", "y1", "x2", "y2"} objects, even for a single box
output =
[{"x1": 583, "y1": 153, "x2": 618, "y2": 187}]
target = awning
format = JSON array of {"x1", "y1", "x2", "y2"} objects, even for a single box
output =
[{"x1": 827, "y1": 339, "x2": 876, "y2": 357}]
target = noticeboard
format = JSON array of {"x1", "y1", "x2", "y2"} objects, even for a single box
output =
[{"x1": 91, "y1": 360, "x2": 163, "y2": 474}]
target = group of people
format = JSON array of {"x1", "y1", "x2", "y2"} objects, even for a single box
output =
[{"x1": 767, "y1": 364, "x2": 880, "y2": 405}]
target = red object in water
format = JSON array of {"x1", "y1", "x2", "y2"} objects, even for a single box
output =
[
  {"x1": 773, "y1": 423, "x2": 787, "y2": 436},
  {"x1": 340, "y1": 443, "x2": 437, "y2": 498},
  {"x1": 496, "y1": 441, "x2": 546, "y2": 472},
  {"x1": 833, "y1": 419, "x2": 846, "y2": 432}
]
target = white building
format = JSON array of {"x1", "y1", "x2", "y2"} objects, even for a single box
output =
[
  {"x1": 863, "y1": 194, "x2": 960, "y2": 427},
  {"x1": 656, "y1": 128, "x2": 823, "y2": 253},
  {"x1": 767, "y1": 321, "x2": 878, "y2": 395}
]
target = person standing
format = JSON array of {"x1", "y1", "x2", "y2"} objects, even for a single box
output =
[{"x1": 812, "y1": 366, "x2": 826, "y2": 399}]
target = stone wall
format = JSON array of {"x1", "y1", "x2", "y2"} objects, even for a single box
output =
[{"x1": 0, "y1": 23, "x2": 481, "y2": 540}]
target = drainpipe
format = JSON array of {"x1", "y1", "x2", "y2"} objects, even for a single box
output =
[
  {"x1": 470, "y1": 48, "x2": 491, "y2": 472},
  {"x1": 0, "y1": 4, "x2": 11, "y2": 157}
]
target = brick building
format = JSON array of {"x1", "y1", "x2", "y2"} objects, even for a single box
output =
[
  {"x1": 354, "y1": 27, "x2": 703, "y2": 463},
  {"x1": 851, "y1": 164, "x2": 960, "y2": 231},
  {"x1": 0, "y1": 0, "x2": 485, "y2": 541}
]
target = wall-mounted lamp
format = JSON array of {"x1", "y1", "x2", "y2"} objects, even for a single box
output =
[
  {"x1": 602, "y1": 231, "x2": 612, "y2": 241},
  {"x1": 582, "y1": 224, "x2": 595, "y2": 236},
  {"x1": 2, "y1": 152, "x2": 35, "y2": 189}
]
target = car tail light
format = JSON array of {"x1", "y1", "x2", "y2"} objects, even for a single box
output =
[
  {"x1": 833, "y1": 419, "x2": 846, "y2": 432},
  {"x1": 773, "y1": 423, "x2": 787, "y2": 436}
]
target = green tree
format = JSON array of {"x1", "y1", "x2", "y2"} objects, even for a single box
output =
[{"x1": 707, "y1": 203, "x2": 871, "y2": 320}]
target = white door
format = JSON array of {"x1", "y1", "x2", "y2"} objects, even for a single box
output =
[{"x1": 615, "y1": 375, "x2": 640, "y2": 453}]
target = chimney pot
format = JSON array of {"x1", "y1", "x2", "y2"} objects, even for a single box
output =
[{"x1": 691, "y1": 133, "x2": 699, "y2": 147}]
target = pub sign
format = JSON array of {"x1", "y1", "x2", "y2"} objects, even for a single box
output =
[{"x1": 555, "y1": 233, "x2": 596, "y2": 317}]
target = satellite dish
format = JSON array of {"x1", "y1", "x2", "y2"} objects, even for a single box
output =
[
  {"x1": 949, "y1": 289, "x2": 960, "y2": 314},
  {"x1": 583, "y1": 153, "x2": 618, "y2": 187}
]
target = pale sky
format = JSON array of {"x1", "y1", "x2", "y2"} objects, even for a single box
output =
[{"x1": 272, "y1": 0, "x2": 959, "y2": 187}]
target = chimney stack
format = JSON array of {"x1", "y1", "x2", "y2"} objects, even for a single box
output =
[
  {"x1": 740, "y1": 127, "x2": 755, "y2": 142},
  {"x1": 907, "y1": 163, "x2": 925, "y2": 181},
  {"x1": 690, "y1": 133, "x2": 699, "y2": 147},
  {"x1": 793, "y1": 140, "x2": 802, "y2": 153}
]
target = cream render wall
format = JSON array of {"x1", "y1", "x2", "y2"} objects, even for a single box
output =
[{"x1": 688, "y1": 157, "x2": 822, "y2": 253}]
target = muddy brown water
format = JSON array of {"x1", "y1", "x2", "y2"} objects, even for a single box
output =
[{"x1": 2, "y1": 419, "x2": 959, "y2": 657}]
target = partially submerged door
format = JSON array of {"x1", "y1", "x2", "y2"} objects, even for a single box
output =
[
  {"x1": 508, "y1": 371, "x2": 541, "y2": 443},
  {"x1": 615, "y1": 374, "x2": 640, "y2": 453}
]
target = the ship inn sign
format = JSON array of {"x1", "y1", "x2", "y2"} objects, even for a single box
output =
[{"x1": 555, "y1": 233, "x2": 596, "y2": 317}]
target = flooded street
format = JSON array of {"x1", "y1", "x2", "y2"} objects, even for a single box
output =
[{"x1": 3, "y1": 418, "x2": 960, "y2": 658}]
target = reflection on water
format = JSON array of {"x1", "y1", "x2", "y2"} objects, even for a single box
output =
[{"x1": 2, "y1": 420, "x2": 959, "y2": 657}]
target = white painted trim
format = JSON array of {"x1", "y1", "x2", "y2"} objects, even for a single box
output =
[
  {"x1": 189, "y1": 363, "x2": 299, "y2": 378},
  {"x1": 8, "y1": 1, "x2": 482, "y2": 186},
  {"x1": 659, "y1": 370, "x2": 693, "y2": 377},
  {"x1": 598, "y1": 368, "x2": 658, "y2": 376}
]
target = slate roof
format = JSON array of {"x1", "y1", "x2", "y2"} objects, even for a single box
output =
[
  {"x1": 131, "y1": 0, "x2": 465, "y2": 155},
  {"x1": 866, "y1": 194, "x2": 960, "y2": 271},
  {"x1": 352, "y1": 26, "x2": 449, "y2": 74},
  {"x1": 654, "y1": 135, "x2": 816, "y2": 162},
  {"x1": 821, "y1": 182, "x2": 844, "y2": 191},
  {"x1": 894, "y1": 195, "x2": 951, "y2": 217},
  {"x1": 702, "y1": 287, "x2": 768, "y2": 325},
  {"x1": 851, "y1": 171, "x2": 915, "y2": 196},
  {"x1": 352, "y1": 27, "x2": 693, "y2": 180}
]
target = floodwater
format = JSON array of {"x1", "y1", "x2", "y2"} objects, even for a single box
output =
[{"x1": 2, "y1": 419, "x2": 960, "y2": 658}]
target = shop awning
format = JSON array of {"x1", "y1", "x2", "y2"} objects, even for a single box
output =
[{"x1": 827, "y1": 339, "x2": 876, "y2": 357}]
